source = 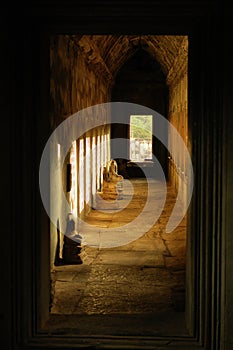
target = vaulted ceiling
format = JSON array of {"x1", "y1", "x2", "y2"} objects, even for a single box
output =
[{"x1": 71, "y1": 35, "x2": 188, "y2": 78}]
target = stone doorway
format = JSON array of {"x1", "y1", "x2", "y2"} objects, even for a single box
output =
[
  {"x1": 6, "y1": 5, "x2": 226, "y2": 349},
  {"x1": 47, "y1": 34, "x2": 189, "y2": 336}
]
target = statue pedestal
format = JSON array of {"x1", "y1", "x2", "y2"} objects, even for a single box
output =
[
  {"x1": 62, "y1": 214, "x2": 84, "y2": 264},
  {"x1": 62, "y1": 236, "x2": 83, "y2": 264},
  {"x1": 94, "y1": 159, "x2": 124, "y2": 210},
  {"x1": 94, "y1": 192, "x2": 120, "y2": 210}
]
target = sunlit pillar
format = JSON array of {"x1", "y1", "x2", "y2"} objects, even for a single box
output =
[
  {"x1": 97, "y1": 134, "x2": 101, "y2": 191},
  {"x1": 85, "y1": 137, "x2": 91, "y2": 208},
  {"x1": 78, "y1": 139, "x2": 85, "y2": 216},
  {"x1": 92, "y1": 134, "x2": 97, "y2": 206},
  {"x1": 70, "y1": 141, "x2": 78, "y2": 217}
]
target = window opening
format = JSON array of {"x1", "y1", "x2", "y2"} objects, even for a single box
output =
[{"x1": 130, "y1": 115, "x2": 153, "y2": 162}]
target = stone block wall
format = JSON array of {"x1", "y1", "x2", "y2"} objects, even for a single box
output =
[
  {"x1": 167, "y1": 37, "x2": 188, "y2": 206},
  {"x1": 49, "y1": 35, "x2": 112, "y2": 268}
]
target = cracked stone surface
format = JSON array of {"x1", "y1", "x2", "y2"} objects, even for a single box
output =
[{"x1": 48, "y1": 179, "x2": 186, "y2": 334}]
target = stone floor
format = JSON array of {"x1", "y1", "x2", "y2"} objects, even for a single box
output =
[{"x1": 47, "y1": 178, "x2": 187, "y2": 336}]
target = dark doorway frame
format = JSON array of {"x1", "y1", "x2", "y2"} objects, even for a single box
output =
[
  {"x1": 111, "y1": 48, "x2": 169, "y2": 179},
  {"x1": 6, "y1": 2, "x2": 226, "y2": 349}
]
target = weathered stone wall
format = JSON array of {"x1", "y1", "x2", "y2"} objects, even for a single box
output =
[
  {"x1": 50, "y1": 35, "x2": 111, "y2": 127},
  {"x1": 49, "y1": 35, "x2": 112, "y2": 268},
  {"x1": 167, "y1": 37, "x2": 188, "y2": 205}
]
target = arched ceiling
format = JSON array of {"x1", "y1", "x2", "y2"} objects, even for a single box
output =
[{"x1": 72, "y1": 35, "x2": 187, "y2": 78}]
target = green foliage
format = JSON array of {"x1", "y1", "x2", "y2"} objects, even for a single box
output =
[{"x1": 130, "y1": 115, "x2": 152, "y2": 139}]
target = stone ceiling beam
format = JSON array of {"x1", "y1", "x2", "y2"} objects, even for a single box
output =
[{"x1": 69, "y1": 35, "x2": 113, "y2": 83}]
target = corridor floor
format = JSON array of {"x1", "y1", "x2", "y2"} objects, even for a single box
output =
[{"x1": 48, "y1": 178, "x2": 187, "y2": 336}]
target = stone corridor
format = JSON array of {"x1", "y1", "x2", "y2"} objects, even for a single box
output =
[{"x1": 48, "y1": 178, "x2": 187, "y2": 335}]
